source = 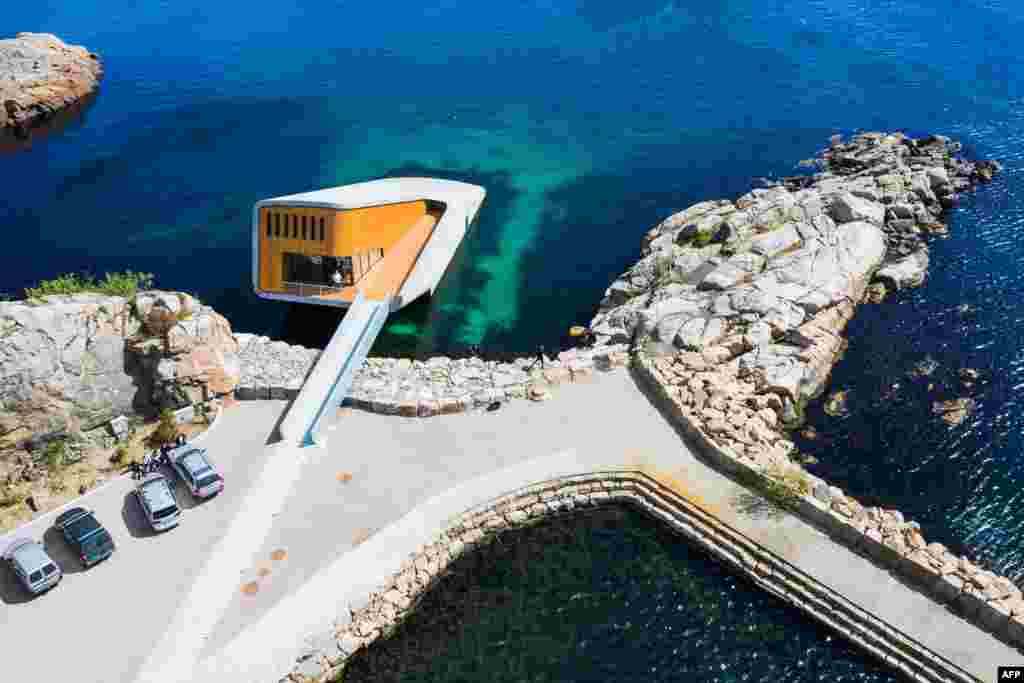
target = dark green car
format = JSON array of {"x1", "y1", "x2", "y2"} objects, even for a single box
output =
[{"x1": 54, "y1": 507, "x2": 115, "y2": 568}]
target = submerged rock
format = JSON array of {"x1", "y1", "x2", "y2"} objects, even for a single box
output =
[
  {"x1": 823, "y1": 390, "x2": 850, "y2": 418},
  {"x1": 865, "y1": 282, "x2": 887, "y2": 304},
  {"x1": 908, "y1": 356, "x2": 939, "y2": 380},
  {"x1": 932, "y1": 398, "x2": 975, "y2": 427}
]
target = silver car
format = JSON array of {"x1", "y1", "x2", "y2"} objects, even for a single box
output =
[
  {"x1": 135, "y1": 473, "x2": 181, "y2": 531},
  {"x1": 3, "y1": 538, "x2": 62, "y2": 595},
  {"x1": 169, "y1": 446, "x2": 224, "y2": 500}
]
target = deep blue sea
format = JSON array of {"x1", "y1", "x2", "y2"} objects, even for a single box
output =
[{"x1": 3, "y1": 0, "x2": 1024, "y2": 679}]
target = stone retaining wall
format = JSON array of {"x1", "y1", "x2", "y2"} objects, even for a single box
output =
[
  {"x1": 233, "y1": 332, "x2": 630, "y2": 416},
  {"x1": 631, "y1": 350, "x2": 1024, "y2": 664},
  {"x1": 283, "y1": 469, "x2": 982, "y2": 683}
]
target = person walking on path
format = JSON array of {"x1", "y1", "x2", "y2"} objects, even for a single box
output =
[{"x1": 528, "y1": 344, "x2": 546, "y2": 371}]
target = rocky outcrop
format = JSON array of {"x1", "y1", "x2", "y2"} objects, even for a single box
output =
[
  {"x1": 0, "y1": 33, "x2": 102, "y2": 137},
  {"x1": 590, "y1": 132, "x2": 998, "y2": 436},
  {"x1": 0, "y1": 291, "x2": 239, "y2": 454}
]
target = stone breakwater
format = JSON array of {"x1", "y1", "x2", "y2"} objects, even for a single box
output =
[
  {"x1": 283, "y1": 471, "x2": 982, "y2": 683},
  {"x1": 632, "y1": 354, "x2": 1024, "y2": 660},
  {"x1": 0, "y1": 33, "x2": 102, "y2": 137},
  {"x1": 234, "y1": 333, "x2": 629, "y2": 415}
]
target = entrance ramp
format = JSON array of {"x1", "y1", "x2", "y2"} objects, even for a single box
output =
[{"x1": 277, "y1": 290, "x2": 391, "y2": 446}]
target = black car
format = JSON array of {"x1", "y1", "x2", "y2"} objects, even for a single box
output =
[{"x1": 53, "y1": 507, "x2": 115, "y2": 568}]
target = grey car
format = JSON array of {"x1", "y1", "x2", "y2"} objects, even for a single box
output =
[
  {"x1": 2, "y1": 538, "x2": 62, "y2": 595},
  {"x1": 169, "y1": 446, "x2": 224, "y2": 500},
  {"x1": 135, "y1": 473, "x2": 181, "y2": 532}
]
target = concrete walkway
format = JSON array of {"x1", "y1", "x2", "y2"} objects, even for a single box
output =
[{"x1": 163, "y1": 369, "x2": 1021, "y2": 683}]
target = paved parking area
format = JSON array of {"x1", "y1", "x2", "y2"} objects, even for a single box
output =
[
  {"x1": 4, "y1": 368, "x2": 1021, "y2": 683},
  {"x1": 0, "y1": 400, "x2": 284, "y2": 683}
]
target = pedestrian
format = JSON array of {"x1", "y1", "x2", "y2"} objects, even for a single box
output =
[{"x1": 529, "y1": 344, "x2": 546, "y2": 371}]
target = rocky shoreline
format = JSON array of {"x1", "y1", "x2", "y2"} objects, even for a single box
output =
[
  {"x1": 588, "y1": 131, "x2": 1000, "y2": 431},
  {"x1": 0, "y1": 33, "x2": 102, "y2": 139}
]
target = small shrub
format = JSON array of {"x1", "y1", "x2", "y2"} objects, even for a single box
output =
[
  {"x1": 150, "y1": 409, "x2": 179, "y2": 446},
  {"x1": 24, "y1": 270, "x2": 154, "y2": 300},
  {"x1": 652, "y1": 255, "x2": 673, "y2": 284},
  {"x1": 109, "y1": 446, "x2": 128, "y2": 465},
  {"x1": 44, "y1": 439, "x2": 67, "y2": 470},
  {"x1": 0, "y1": 482, "x2": 27, "y2": 508},
  {"x1": 692, "y1": 229, "x2": 715, "y2": 247},
  {"x1": 779, "y1": 468, "x2": 812, "y2": 497},
  {"x1": 735, "y1": 464, "x2": 804, "y2": 512}
]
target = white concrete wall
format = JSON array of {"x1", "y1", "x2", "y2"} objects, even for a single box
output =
[{"x1": 277, "y1": 293, "x2": 384, "y2": 445}]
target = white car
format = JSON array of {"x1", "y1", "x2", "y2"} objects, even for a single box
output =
[
  {"x1": 135, "y1": 473, "x2": 181, "y2": 531},
  {"x1": 169, "y1": 446, "x2": 224, "y2": 500},
  {"x1": 3, "y1": 538, "x2": 61, "y2": 595}
]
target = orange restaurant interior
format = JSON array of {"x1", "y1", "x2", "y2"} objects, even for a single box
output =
[{"x1": 257, "y1": 199, "x2": 444, "y2": 303}]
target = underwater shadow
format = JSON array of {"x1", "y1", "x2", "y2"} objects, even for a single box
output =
[{"x1": 0, "y1": 90, "x2": 99, "y2": 155}]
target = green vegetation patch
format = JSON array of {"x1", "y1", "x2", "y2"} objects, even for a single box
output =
[{"x1": 24, "y1": 271, "x2": 155, "y2": 300}]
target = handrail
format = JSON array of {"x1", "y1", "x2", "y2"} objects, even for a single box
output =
[
  {"x1": 453, "y1": 469, "x2": 983, "y2": 683},
  {"x1": 281, "y1": 281, "x2": 348, "y2": 298}
]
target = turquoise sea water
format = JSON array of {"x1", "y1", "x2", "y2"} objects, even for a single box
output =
[{"x1": 3, "y1": 1, "x2": 1024, "y2": 678}]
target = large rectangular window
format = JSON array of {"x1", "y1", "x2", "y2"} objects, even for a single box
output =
[{"x1": 266, "y1": 212, "x2": 272, "y2": 238}]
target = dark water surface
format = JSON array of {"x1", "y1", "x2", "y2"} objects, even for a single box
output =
[
  {"x1": 340, "y1": 508, "x2": 900, "y2": 683},
  {"x1": 4, "y1": 0, "x2": 1024, "y2": 678}
]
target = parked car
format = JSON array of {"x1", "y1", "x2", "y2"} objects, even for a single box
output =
[
  {"x1": 135, "y1": 473, "x2": 181, "y2": 531},
  {"x1": 53, "y1": 507, "x2": 115, "y2": 568},
  {"x1": 168, "y1": 446, "x2": 224, "y2": 500},
  {"x1": 2, "y1": 538, "x2": 62, "y2": 595}
]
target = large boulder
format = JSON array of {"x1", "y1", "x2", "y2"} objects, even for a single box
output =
[
  {"x1": 830, "y1": 192, "x2": 885, "y2": 226},
  {"x1": 750, "y1": 224, "x2": 803, "y2": 259},
  {"x1": 874, "y1": 248, "x2": 930, "y2": 290}
]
